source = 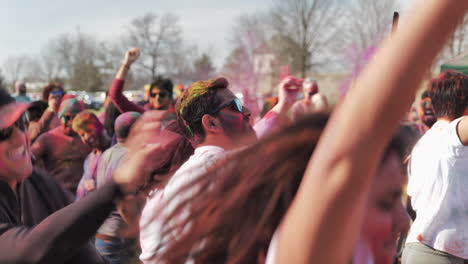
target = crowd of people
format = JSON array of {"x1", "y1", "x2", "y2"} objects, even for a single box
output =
[{"x1": 1, "y1": 1, "x2": 468, "y2": 263}]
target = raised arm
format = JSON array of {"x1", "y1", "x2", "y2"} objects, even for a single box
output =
[
  {"x1": 275, "y1": 1, "x2": 468, "y2": 263},
  {"x1": 29, "y1": 96, "x2": 60, "y2": 142},
  {"x1": 108, "y1": 48, "x2": 145, "y2": 114},
  {"x1": 254, "y1": 77, "x2": 301, "y2": 138}
]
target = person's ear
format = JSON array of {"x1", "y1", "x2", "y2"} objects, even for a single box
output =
[{"x1": 201, "y1": 114, "x2": 222, "y2": 134}]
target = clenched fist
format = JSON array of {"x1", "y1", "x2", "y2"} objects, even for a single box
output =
[{"x1": 123, "y1": 48, "x2": 140, "y2": 66}]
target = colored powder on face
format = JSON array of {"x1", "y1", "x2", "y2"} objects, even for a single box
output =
[{"x1": 72, "y1": 111, "x2": 102, "y2": 135}]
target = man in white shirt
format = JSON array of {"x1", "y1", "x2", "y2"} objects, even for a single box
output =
[
  {"x1": 403, "y1": 70, "x2": 468, "y2": 263},
  {"x1": 140, "y1": 76, "x2": 301, "y2": 263}
]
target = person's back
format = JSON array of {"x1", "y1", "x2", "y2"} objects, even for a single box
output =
[
  {"x1": 407, "y1": 118, "x2": 468, "y2": 257},
  {"x1": 404, "y1": 70, "x2": 468, "y2": 263}
]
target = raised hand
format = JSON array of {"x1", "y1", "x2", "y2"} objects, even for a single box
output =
[
  {"x1": 123, "y1": 48, "x2": 140, "y2": 66},
  {"x1": 270, "y1": 76, "x2": 302, "y2": 115}
]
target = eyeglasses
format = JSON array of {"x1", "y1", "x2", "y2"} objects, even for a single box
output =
[
  {"x1": 150, "y1": 91, "x2": 168, "y2": 98},
  {"x1": 208, "y1": 98, "x2": 243, "y2": 116},
  {"x1": 193, "y1": 98, "x2": 243, "y2": 122},
  {"x1": 50, "y1": 90, "x2": 63, "y2": 96},
  {"x1": 0, "y1": 112, "x2": 30, "y2": 141}
]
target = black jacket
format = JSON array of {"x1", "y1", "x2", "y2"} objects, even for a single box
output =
[{"x1": 0, "y1": 169, "x2": 121, "y2": 264}]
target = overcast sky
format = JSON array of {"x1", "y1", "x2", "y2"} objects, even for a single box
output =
[{"x1": 1, "y1": 0, "x2": 413, "y2": 72}]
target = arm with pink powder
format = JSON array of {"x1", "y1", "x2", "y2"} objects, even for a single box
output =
[
  {"x1": 254, "y1": 77, "x2": 301, "y2": 138},
  {"x1": 274, "y1": 1, "x2": 468, "y2": 264},
  {"x1": 108, "y1": 48, "x2": 145, "y2": 114}
]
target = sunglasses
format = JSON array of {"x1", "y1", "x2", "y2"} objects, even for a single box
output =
[
  {"x1": 150, "y1": 91, "x2": 168, "y2": 98},
  {"x1": 0, "y1": 112, "x2": 30, "y2": 141},
  {"x1": 192, "y1": 98, "x2": 244, "y2": 123},
  {"x1": 209, "y1": 98, "x2": 243, "y2": 115},
  {"x1": 61, "y1": 115, "x2": 75, "y2": 124},
  {"x1": 50, "y1": 90, "x2": 63, "y2": 96}
]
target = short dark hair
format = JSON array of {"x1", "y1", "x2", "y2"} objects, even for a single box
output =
[
  {"x1": 429, "y1": 70, "x2": 468, "y2": 119},
  {"x1": 175, "y1": 77, "x2": 229, "y2": 142},
  {"x1": 151, "y1": 77, "x2": 174, "y2": 99},
  {"x1": 42, "y1": 83, "x2": 65, "y2": 101}
]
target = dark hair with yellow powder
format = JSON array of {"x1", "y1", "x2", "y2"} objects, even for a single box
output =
[{"x1": 175, "y1": 77, "x2": 229, "y2": 143}]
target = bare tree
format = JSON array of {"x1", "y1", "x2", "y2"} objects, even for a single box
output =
[
  {"x1": 125, "y1": 13, "x2": 184, "y2": 80},
  {"x1": 337, "y1": 0, "x2": 398, "y2": 72},
  {"x1": 38, "y1": 45, "x2": 62, "y2": 82},
  {"x1": 271, "y1": 0, "x2": 343, "y2": 77},
  {"x1": 192, "y1": 53, "x2": 216, "y2": 82},
  {"x1": 440, "y1": 14, "x2": 468, "y2": 61},
  {"x1": 44, "y1": 30, "x2": 106, "y2": 91},
  {"x1": 2, "y1": 55, "x2": 30, "y2": 84},
  {"x1": 222, "y1": 13, "x2": 271, "y2": 93}
]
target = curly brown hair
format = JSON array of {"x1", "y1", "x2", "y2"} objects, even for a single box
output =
[{"x1": 42, "y1": 83, "x2": 65, "y2": 102}]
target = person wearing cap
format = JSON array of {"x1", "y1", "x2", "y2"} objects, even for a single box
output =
[
  {"x1": 0, "y1": 87, "x2": 172, "y2": 263},
  {"x1": 91, "y1": 111, "x2": 141, "y2": 264},
  {"x1": 13, "y1": 80, "x2": 31, "y2": 103},
  {"x1": 73, "y1": 111, "x2": 111, "y2": 201},
  {"x1": 290, "y1": 78, "x2": 329, "y2": 121},
  {"x1": 31, "y1": 98, "x2": 91, "y2": 194}
]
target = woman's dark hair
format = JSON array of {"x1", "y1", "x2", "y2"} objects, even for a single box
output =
[
  {"x1": 154, "y1": 113, "x2": 407, "y2": 264},
  {"x1": 42, "y1": 83, "x2": 65, "y2": 102},
  {"x1": 27, "y1": 101, "x2": 48, "y2": 122},
  {"x1": 429, "y1": 70, "x2": 468, "y2": 119},
  {"x1": 103, "y1": 102, "x2": 122, "y2": 138}
]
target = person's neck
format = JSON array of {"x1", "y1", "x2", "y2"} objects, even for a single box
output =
[
  {"x1": 197, "y1": 136, "x2": 233, "y2": 151},
  {"x1": 438, "y1": 116, "x2": 455, "y2": 122}
]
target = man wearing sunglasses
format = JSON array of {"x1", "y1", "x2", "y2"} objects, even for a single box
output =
[
  {"x1": 0, "y1": 88, "x2": 172, "y2": 264},
  {"x1": 31, "y1": 98, "x2": 92, "y2": 194},
  {"x1": 139, "y1": 76, "x2": 301, "y2": 262},
  {"x1": 291, "y1": 78, "x2": 328, "y2": 121},
  {"x1": 107, "y1": 48, "x2": 176, "y2": 128}
]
